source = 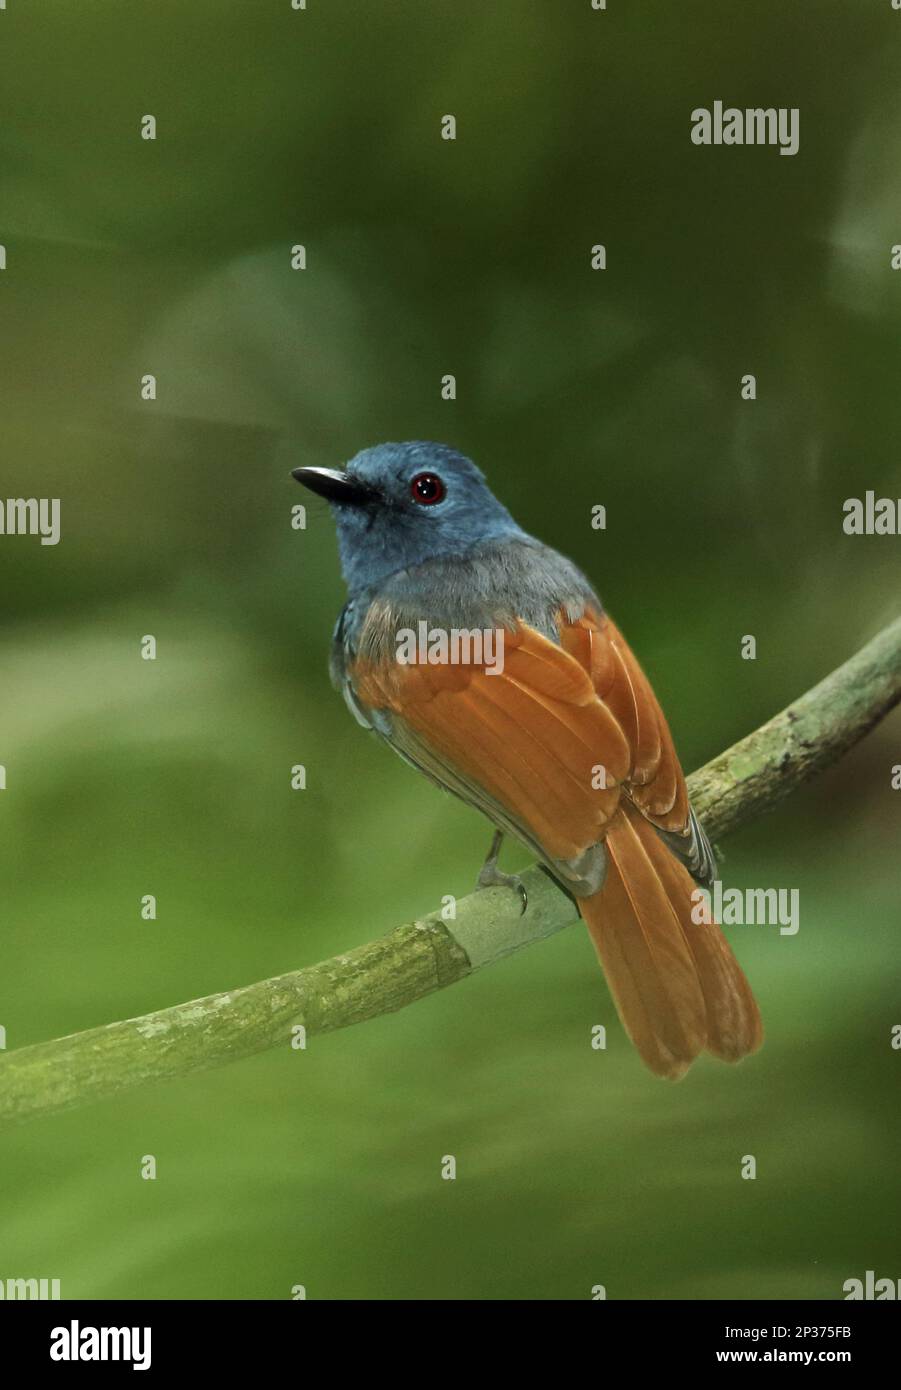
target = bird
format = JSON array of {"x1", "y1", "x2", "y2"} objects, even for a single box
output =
[{"x1": 293, "y1": 441, "x2": 762, "y2": 1079}]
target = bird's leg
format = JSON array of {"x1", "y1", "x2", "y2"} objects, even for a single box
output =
[{"x1": 475, "y1": 830, "x2": 527, "y2": 915}]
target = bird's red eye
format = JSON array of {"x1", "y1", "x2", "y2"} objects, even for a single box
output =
[{"x1": 410, "y1": 472, "x2": 446, "y2": 505}]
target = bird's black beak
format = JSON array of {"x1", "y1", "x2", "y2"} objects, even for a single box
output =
[{"x1": 291, "y1": 466, "x2": 376, "y2": 506}]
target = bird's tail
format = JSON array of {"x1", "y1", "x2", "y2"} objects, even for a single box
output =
[{"x1": 578, "y1": 803, "x2": 763, "y2": 1079}]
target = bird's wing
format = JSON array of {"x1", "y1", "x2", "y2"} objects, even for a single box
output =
[
  {"x1": 560, "y1": 613, "x2": 716, "y2": 883},
  {"x1": 346, "y1": 606, "x2": 708, "y2": 893}
]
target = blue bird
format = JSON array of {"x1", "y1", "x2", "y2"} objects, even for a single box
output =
[{"x1": 293, "y1": 441, "x2": 762, "y2": 1078}]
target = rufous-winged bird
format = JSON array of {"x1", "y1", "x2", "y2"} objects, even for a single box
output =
[{"x1": 293, "y1": 442, "x2": 762, "y2": 1078}]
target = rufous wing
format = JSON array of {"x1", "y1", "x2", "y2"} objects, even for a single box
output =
[{"x1": 350, "y1": 608, "x2": 761, "y2": 1077}]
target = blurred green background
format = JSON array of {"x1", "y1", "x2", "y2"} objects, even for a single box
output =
[{"x1": 1, "y1": 0, "x2": 899, "y2": 1300}]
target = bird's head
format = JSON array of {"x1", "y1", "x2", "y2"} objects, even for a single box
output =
[{"x1": 293, "y1": 441, "x2": 525, "y2": 594}]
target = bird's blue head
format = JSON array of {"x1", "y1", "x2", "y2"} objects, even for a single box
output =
[{"x1": 293, "y1": 441, "x2": 526, "y2": 595}]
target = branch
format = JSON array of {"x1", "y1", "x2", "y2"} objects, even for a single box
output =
[{"x1": 2, "y1": 617, "x2": 899, "y2": 1126}]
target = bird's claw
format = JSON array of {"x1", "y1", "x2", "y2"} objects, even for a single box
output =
[{"x1": 476, "y1": 863, "x2": 528, "y2": 915}]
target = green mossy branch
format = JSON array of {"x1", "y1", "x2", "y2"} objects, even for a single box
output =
[{"x1": 2, "y1": 617, "x2": 899, "y2": 1126}]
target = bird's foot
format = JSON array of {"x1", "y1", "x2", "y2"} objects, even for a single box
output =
[
  {"x1": 477, "y1": 863, "x2": 528, "y2": 915},
  {"x1": 476, "y1": 831, "x2": 527, "y2": 915}
]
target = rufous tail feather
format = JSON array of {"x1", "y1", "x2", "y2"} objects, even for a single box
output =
[{"x1": 579, "y1": 803, "x2": 763, "y2": 1079}]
